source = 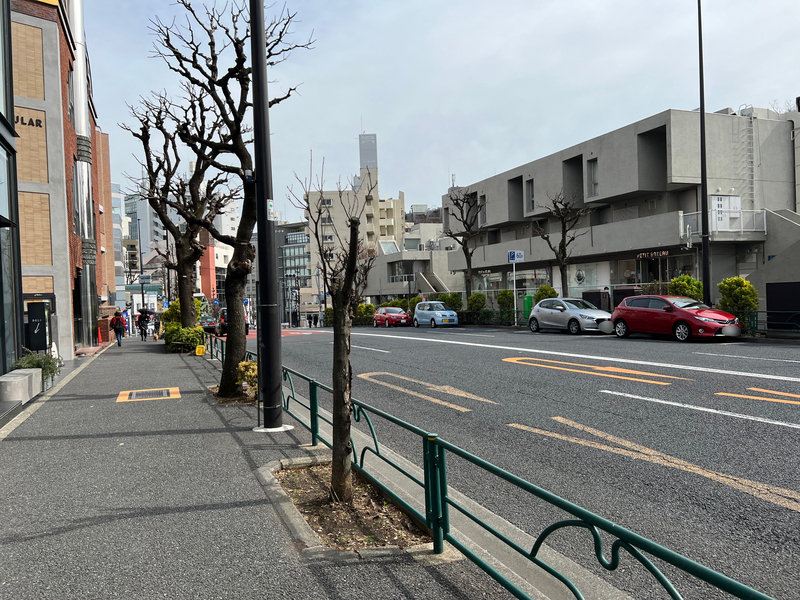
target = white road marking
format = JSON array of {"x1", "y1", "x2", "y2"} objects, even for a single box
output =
[
  {"x1": 352, "y1": 332, "x2": 800, "y2": 383},
  {"x1": 599, "y1": 390, "x2": 800, "y2": 430},
  {"x1": 694, "y1": 352, "x2": 800, "y2": 364},
  {"x1": 329, "y1": 341, "x2": 390, "y2": 354},
  {"x1": 445, "y1": 333, "x2": 495, "y2": 338}
]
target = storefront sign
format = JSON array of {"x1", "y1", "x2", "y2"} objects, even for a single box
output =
[
  {"x1": 27, "y1": 302, "x2": 48, "y2": 351},
  {"x1": 637, "y1": 250, "x2": 670, "y2": 259},
  {"x1": 477, "y1": 269, "x2": 492, "y2": 275},
  {"x1": 81, "y1": 238, "x2": 97, "y2": 265}
]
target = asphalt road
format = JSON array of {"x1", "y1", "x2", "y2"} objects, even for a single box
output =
[{"x1": 254, "y1": 326, "x2": 800, "y2": 599}]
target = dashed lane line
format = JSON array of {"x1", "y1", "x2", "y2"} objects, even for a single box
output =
[{"x1": 694, "y1": 352, "x2": 800, "y2": 364}]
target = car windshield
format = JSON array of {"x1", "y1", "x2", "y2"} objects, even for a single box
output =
[
  {"x1": 563, "y1": 299, "x2": 597, "y2": 310},
  {"x1": 386, "y1": 308, "x2": 404, "y2": 314},
  {"x1": 669, "y1": 297, "x2": 709, "y2": 310},
  {"x1": 428, "y1": 302, "x2": 447, "y2": 311}
]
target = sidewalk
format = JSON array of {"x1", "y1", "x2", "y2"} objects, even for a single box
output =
[{"x1": 0, "y1": 338, "x2": 507, "y2": 599}]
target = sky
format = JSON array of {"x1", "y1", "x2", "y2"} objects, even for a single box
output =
[{"x1": 84, "y1": 0, "x2": 800, "y2": 223}]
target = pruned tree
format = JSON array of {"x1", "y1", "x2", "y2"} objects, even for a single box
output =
[
  {"x1": 122, "y1": 92, "x2": 237, "y2": 328},
  {"x1": 532, "y1": 190, "x2": 590, "y2": 298},
  {"x1": 149, "y1": 0, "x2": 313, "y2": 396},
  {"x1": 289, "y1": 159, "x2": 378, "y2": 503},
  {"x1": 442, "y1": 179, "x2": 481, "y2": 297}
]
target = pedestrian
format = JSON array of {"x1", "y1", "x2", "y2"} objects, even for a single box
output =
[
  {"x1": 137, "y1": 312, "x2": 148, "y2": 341},
  {"x1": 110, "y1": 310, "x2": 126, "y2": 346},
  {"x1": 307, "y1": 313, "x2": 313, "y2": 328},
  {"x1": 313, "y1": 313, "x2": 318, "y2": 328},
  {"x1": 121, "y1": 309, "x2": 129, "y2": 336}
]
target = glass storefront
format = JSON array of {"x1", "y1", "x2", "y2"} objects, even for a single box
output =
[{"x1": 610, "y1": 252, "x2": 696, "y2": 286}]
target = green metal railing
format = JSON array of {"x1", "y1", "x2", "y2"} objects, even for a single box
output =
[
  {"x1": 746, "y1": 310, "x2": 800, "y2": 336},
  {"x1": 201, "y1": 333, "x2": 773, "y2": 600}
]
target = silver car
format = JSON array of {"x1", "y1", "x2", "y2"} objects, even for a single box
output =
[{"x1": 528, "y1": 298, "x2": 612, "y2": 334}]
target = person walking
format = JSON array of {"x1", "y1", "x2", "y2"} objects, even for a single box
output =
[
  {"x1": 313, "y1": 313, "x2": 319, "y2": 328},
  {"x1": 110, "y1": 311, "x2": 126, "y2": 346},
  {"x1": 307, "y1": 313, "x2": 313, "y2": 328},
  {"x1": 137, "y1": 312, "x2": 148, "y2": 341}
]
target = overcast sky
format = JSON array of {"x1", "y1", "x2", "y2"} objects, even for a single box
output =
[{"x1": 84, "y1": 0, "x2": 799, "y2": 223}]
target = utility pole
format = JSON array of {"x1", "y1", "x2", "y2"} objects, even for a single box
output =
[
  {"x1": 137, "y1": 218, "x2": 145, "y2": 313},
  {"x1": 250, "y1": 0, "x2": 290, "y2": 432},
  {"x1": 698, "y1": 0, "x2": 711, "y2": 306}
]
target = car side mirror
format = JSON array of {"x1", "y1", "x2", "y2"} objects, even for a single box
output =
[{"x1": 663, "y1": 306, "x2": 674, "y2": 312}]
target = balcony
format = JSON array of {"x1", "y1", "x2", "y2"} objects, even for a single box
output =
[{"x1": 680, "y1": 209, "x2": 767, "y2": 242}]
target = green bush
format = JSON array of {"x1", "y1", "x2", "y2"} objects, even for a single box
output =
[
  {"x1": 497, "y1": 289, "x2": 514, "y2": 311},
  {"x1": 237, "y1": 360, "x2": 258, "y2": 388},
  {"x1": 161, "y1": 298, "x2": 202, "y2": 326},
  {"x1": 718, "y1": 277, "x2": 759, "y2": 332},
  {"x1": 467, "y1": 292, "x2": 486, "y2": 312},
  {"x1": 533, "y1": 284, "x2": 558, "y2": 303},
  {"x1": 668, "y1": 275, "x2": 703, "y2": 300},
  {"x1": 389, "y1": 298, "x2": 409, "y2": 312},
  {"x1": 324, "y1": 307, "x2": 333, "y2": 325},
  {"x1": 13, "y1": 348, "x2": 63, "y2": 384},
  {"x1": 445, "y1": 292, "x2": 463, "y2": 312},
  {"x1": 164, "y1": 324, "x2": 204, "y2": 353},
  {"x1": 362, "y1": 303, "x2": 375, "y2": 315},
  {"x1": 379, "y1": 302, "x2": 391, "y2": 308},
  {"x1": 409, "y1": 296, "x2": 422, "y2": 315}
]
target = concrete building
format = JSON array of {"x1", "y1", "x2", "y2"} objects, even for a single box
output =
[
  {"x1": 444, "y1": 104, "x2": 800, "y2": 309},
  {"x1": 13, "y1": 0, "x2": 114, "y2": 354},
  {"x1": 110, "y1": 183, "x2": 125, "y2": 309}
]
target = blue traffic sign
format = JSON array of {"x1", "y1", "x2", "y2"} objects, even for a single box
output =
[
  {"x1": 243, "y1": 299, "x2": 249, "y2": 305},
  {"x1": 162, "y1": 301, "x2": 168, "y2": 308},
  {"x1": 213, "y1": 299, "x2": 219, "y2": 306}
]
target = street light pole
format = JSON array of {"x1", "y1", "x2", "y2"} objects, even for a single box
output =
[
  {"x1": 698, "y1": 0, "x2": 711, "y2": 306},
  {"x1": 250, "y1": 0, "x2": 289, "y2": 432},
  {"x1": 137, "y1": 218, "x2": 145, "y2": 312}
]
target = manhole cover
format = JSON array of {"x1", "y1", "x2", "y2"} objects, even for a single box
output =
[{"x1": 116, "y1": 387, "x2": 181, "y2": 403}]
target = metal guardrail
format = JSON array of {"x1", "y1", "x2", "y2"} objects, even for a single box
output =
[
  {"x1": 747, "y1": 310, "x2": 800, "y2": 335},
  {"x1": 201, "y1": 332, "x2": 773, "y2": 599}
]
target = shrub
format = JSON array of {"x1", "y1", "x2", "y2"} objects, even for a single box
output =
[
  {"x1": 389, "y1": 298, "x2": 409, "y2": 312},
  {"x1": 718, "y1": 277, "x2": 759, "y2": 332},
  {"x1": 355, "y1": 304, "x2": 368, "y2": 317},
  {"x1": 324, "y1": 307, "x2": 333, "y2": 325},
  {"x1": 497, "y1": 289, "x2": 514, "y2": 311},
  {"x1": 164, "y1": 324, "x2": 204, "y2": 352},
  {"x1": 668, "y1": 275, "x2": 703, "y2": 300},
  {"x1": 467, "y1": 292, "x2": 486, "y2": 312},
  {"x1": 362, "y1": 303, "x2": 376, "y2": 315},
  {"x1": 409, "y1": 296, "x2": 422, "y2": 315},
  {"x1": 237, "y1": 360, "x2": 258, "y2": 388},
  {"x1": 161, "y1": 298, "x2": 202, "y2": 326},
  {"x1": 13, "y1": 348, "x2": 63, "y2": 384},
  {"x1": 533, "y1": 284, "x2": 558, "y2": 303},
  {"x1": 445, "y1": 292, "x2": 463, "y2": 312},
  {"x1": 379, "y1": 302, "x2": 391, "y2": 308}
]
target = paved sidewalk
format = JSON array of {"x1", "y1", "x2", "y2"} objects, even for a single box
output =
[{"x1": 0, "y1": 338, "x2": 507, "y2": 599}]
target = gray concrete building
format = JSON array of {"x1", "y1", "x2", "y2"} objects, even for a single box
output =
[{"x1": 444, "y1": 104, "x2": 800, "y2": 309}]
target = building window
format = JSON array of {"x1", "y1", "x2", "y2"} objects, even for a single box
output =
[
  {"x1": 72, "y1": 161, "x2": 80, "y2": 234},
  {"x1": 321, "y1": 216, "x2": 333, "y2": 225},
  {"x1": 67, "y1": 68, "x2": 75, "y2": 126},
  {"x1": 319, "y1": 198, "x2": 332, "y2": 206},
  {"x1": 587, "y1": 159, "x2": 598, "y2": 197},
  {"x1": 526, "y1": 178, "x2": 534, "y2": 209}
]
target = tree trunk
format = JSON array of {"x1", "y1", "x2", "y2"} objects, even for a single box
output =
[
  {"x1": 175, "y1": 240, "x2": 197, "y2": 328},
  {"x1": 463, "y1": 246, "x2": 473, "y2": 298},
  {"x1": 217, "y1": 245, "x2": 253, "y2": 397},
  {"x1": 330, "y1": 292, "x2": 353, "y2": 503},
  {"x1": 560, "y1": 263, "x2": 569, "y2": 299}
]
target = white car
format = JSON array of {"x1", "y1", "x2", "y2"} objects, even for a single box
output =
[{"x1": 528, "y1": 298, "x2": 612, "y2": 334}]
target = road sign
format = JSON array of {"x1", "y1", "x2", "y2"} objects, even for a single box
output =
[
  {"x1": 243, "y1": 299, "x2": 249, "y2": 305},
  {"x1": 213, "y1": 299, "x2": 219, "y2": 306},
  {"x1": 162, "y1": 301, "x2": 168, "y2": 309},
  {"x1": 508, "y1": 250, "x2": 524, "y2": 263}
]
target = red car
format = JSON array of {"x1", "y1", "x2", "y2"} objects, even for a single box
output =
[
  {"x1": 373, "y1": 307, "x2": 412, "y2": 327},
  {"x1": 611, "y1": 295, "x2": 741, "y2": 342}
]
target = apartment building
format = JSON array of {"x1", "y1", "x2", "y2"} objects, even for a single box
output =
[
  {"x1": 444, "y1": 105, "x2": 800, "y2": 308},
  {"x1": 13, "y1": 0, "x2": 113, "y2": 353}
]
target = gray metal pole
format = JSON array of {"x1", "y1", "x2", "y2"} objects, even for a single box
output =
[
  {"x1": 698, "y1": 0, "x2": 711, "y2": 306},
  {"x1": 138, "y1": 218, "x2": 145, "y2": 312},
  {"x1": 250, "y1": 0, "x2": 287, "y2": 430}
]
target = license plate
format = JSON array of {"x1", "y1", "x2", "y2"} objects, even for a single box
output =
[
  {"x1": 442, "y1": 319, "x2": 451, "y2": 323},
  {"x1": 401, "y1": 320, "x2": 407, "y2": 323}
]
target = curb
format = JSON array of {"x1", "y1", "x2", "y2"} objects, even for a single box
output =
[{"x1": 255, "y1": 453, "x2": 463, "y2": 564}]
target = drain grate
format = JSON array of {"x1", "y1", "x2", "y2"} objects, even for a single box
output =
[{"x1": 129, "y1": 389, "x2": 171, "y2": 400}]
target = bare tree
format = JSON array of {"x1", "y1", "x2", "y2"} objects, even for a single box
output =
[
  {"x1": 532, "y1": 190, "x2": 590, "y2": 298},
  {"x1": 122, "y1": 93, "x2": 237, "y2": 328},
  {"x1": 442, "y1": 180, "x2": 481, "y2": 297},
  {"x1": 289, "y1": 159, "x2": 377, "y2": 503},
  {"x1": 150, "y1": 0, "x2": 313, "y2": 396}
]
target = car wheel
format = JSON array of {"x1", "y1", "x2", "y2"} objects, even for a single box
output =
[
  {"x1": 614, "y1": 320, "x2": 629, "y2": 338},
  {"x1": 568, "y1": 319, "x2": 581, "y2": 335},
  {"x1": 373, "y1": 319, "x2": 378, "y2": 328},
  {"x1": 529, "y1": 317, "x2": 540, "y2": 333},
  {"x1": 385, "y1": 319, "x2": 390, "y2": 328},
  {"x1": 674, "y1": 321, "x2": 692, "y2": 342},
  {"x1": 431, "y1": 319, "x2": 437, "y2": 328},
  {"x1": 414, "y1": 319, "x2": 419, "y2": 328}
]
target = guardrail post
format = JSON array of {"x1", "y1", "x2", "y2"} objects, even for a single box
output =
[
  {"x1": 437, "y1": 443, "x2": 450, "y2": 540},
  {"x1": 424, "y1": 434, "x2": 445, "y2": 554},
  {"x1": 309, "y1": 380, "x2": 319, "y2": 446},
  {"x1": 221, "y1": 339, "x2": 226, "y2": 364}
]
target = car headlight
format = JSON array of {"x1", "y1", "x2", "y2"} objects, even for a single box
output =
[
  {"x1": 435, "y1": 312, "x2": 443, "y2": 317},
  {"x1": 695, "y1": 316, "x2": 723, "y2": 323},
  {"x1": 579, "y1": 313, "x2": 594, "y2": 321}
]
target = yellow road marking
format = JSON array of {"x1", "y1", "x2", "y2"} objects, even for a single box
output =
[
  {"x1": 509, "y1": 418, "x2": 800, "y2": 513},
  {"x1": 116, "y1": 387, "x2": 181, "y2": 403},
  {"x1": 357, "y1": 372, "x2": 497, "y2": 412},
  {"x1": 716, "y1": 392, "x2": 800, "y2": 407},
  {"x1": 748, "y1": 387, "x2": 800, "y2": 399},
  {"x1": 503, "y1": 357, "x2": 675, "y2": 385}
]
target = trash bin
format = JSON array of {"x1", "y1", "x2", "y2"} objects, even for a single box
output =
[{"x1": 523, "y1": 294, "x2": 533, "y2": 315}]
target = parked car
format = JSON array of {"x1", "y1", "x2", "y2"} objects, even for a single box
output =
[
  {"x1": 528, "y1": 298, "x2": 612, "y2": 334},
  {"x1": 199, "y1": 315, "x2": 217, "y2": 333},
  {"x1": 215, "y1": 308, "x2": 250, "y2": 336},
  {"x1": 611, "y1": 295, "x2": 741, "y2": 342},
  {"x1": 413, "y1": 302, "x2": 458, "y2": 328},
  {"x1": 373, "y1": 307, "x2": 412, "y2": 327}
]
